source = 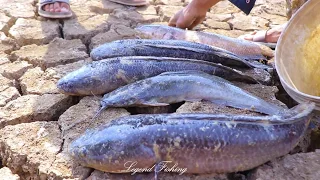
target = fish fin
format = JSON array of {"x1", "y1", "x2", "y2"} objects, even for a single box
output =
[
  {"x1": 140, "y1": 102, "x2": 170, "y2": 106},
  {"x1": 143, "y1": 44, "x2": 220, "y2": 54},
  {"x1": 158, "y1": 70, "x2": 210, "y2": 76},
  {"x1": 207, "y1": 99, "x2": 229, "y2": 106},
  {"x1": 185, "y1": 98, "x2": 203, "y2": 102},
  {"x1": 207, "y1": 98, "x2": 255, "y2": 110},
  {"x1": 159, "y1": 70, "x2": 235, "y2": 85},
  {"x1": 143, "y1": 43, "x2": 248, "y2": 62}
]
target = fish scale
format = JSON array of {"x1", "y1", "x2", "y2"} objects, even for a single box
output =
[{"x1": 69, "y1": 103, "x2": 314, "y2": 174}]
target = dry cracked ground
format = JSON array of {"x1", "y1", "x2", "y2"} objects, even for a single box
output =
[{"x1": 0, "y1": 0, "x2": 319, "y2": 179}]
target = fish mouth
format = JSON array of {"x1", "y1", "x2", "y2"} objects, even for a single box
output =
[
  {"x1": 56, "y1": 79, "x2": 68, "y2": 91},
  {"x1": 68, "y1": 139, "x2": 88, "y2": 158},
  {"x1": 67, "y1": 142, "x2": 80, "y2": 158},
  {"x1": 56, "y1": 80, "x2": 80, "y2": 95}
]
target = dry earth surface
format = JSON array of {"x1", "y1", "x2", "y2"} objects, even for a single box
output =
[{"x1": 0, "y1": 0, "x2": 319, "y2": 179}]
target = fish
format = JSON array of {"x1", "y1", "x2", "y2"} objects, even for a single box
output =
[
  {"x1": 135, "y1": 24, "x2": 274, "y2": 59},
  {"x1": 68, "y1": 102, "x2": 315, "y2": 174},
  {"x1": 97, "y1": 71, "x2": 285, "y2": 116},
  {"x1": 57, "y1": 56, "x2": 258, "y2": 96},
  {"x1": 90, "y1": 39, "x2": 270, "y2": 69}
]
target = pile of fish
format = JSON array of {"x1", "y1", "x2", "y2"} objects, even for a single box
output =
[
  {"x1": 57, "y1": 24, "x2": 315, "y2": 176},
  {"x1": 90, "y1": 39, "x2": 269, "y2": 69}
]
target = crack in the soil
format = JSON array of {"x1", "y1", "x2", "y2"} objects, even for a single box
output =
[
  {"x1": 1, "y1": 15, "x2": 17, "y2": 37},
  {"x1": 2, "y1": 10, "x2": 18, "y2": 38},
  {"x1": 58, "y1": 20, "x2": 65, "y2": 39},
  {"x1": 84, "y1": 169, "x2": 95, "y2": 179},
  {"x1": 14, "y1": 79, "x2": 23, "y2": 96},
  {"x1": 85, "y1": 41, "x2": 91, "y2": 55},
  {"x1": 52, "y1": 96, "x2": 82, "y2": 122},
  {"x1": 227, "y1": 22, "x2": 233, "y2": 30},
  {"x1": 57, "y1": 124, "x2": 64, "y2": 155},
  {"x1": 0, "y1": 18, "x2": 18, "y2": 57},
  {"x1": 54, "y1": 99, "x2": 95, "y2": 179}
]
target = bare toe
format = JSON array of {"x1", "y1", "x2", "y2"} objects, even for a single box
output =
[
  {"x1": 49, "y1": 4, "x2": 54, "y2": 12},
  {"x1": 44, "y1": 4, "x2": 50, "y2": 12},
  {"x1": 54, "y1": 2, "x2": 61, "y2": 12},
  {"x1": 60, "y1": 2, "x2": 70, "y2": 11}
]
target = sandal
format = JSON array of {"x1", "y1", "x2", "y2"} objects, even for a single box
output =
[
  {"x1": 109, "y1": 0, "x2": 148, "y2": 6},
  {"x1": 38, "y1": 0, "x2": 73, "y2": 19}
]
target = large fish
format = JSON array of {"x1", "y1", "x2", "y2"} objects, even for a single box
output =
[
  {"x1": 90, "y1": 39, "x2": 269, "y2": 69},
  {"x1": 57, "y1": 56, "x2": 258, "y2": 96},
  {"x1": 135, "y1": 24, "x2": 274, "y2": 59},
  {"x1": 68, "y1": 102, "x2": 314, "y2": 174},
  {"x1": 97, "y1": 71, "x2": 285, "y2": 115}
]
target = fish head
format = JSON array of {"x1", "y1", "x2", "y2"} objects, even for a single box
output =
[
  {"x1": 101, "y1": 91, "x2": 141, "y2": 108},
  {"x1": 90, "y1": 41, "x2": 137, "y2": 61},
  {"x1": 57, "y1": 65, "x2": 104, "y2": 95},
  {"x1": 135, "y1": 24, "x2": 169, "y2": 39},
  {"x1": 68, "y1": 123, "x2": 155, "y2": 172}
]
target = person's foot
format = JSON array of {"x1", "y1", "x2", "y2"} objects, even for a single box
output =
[
  {"x1": 238, "y1": 23, "x2": 288, "y2": 43},
  {"x1": 42, "y1": 2, "x2": 70, "y2": 13}
]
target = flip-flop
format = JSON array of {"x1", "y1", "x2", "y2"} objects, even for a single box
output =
[
  {"x1": 38, "y1": 0, "x2": 73, "y2": 19},
  {"x1": 109, "y1": 0, "x2": 148, "y2": 6}
]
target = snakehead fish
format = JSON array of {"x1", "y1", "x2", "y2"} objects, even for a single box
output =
[
  {"x1": 90, "y1": 39, "x2": 269, "y2": 69},
  {"x1": 97, "y1": 71, "x2": 285, "y2": 116},
  {"x1": 68, "y1": 102, "x2": 314, "y2": 174},
  {"x1": 57, "y1": 56, "x2": 258, "y2": 96}
]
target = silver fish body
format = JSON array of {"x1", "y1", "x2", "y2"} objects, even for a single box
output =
[
  {"x1": 57, "y1": 56, "x2": 258, "y2": 96},
  {"x1": 135, "y1": 24, "x2": 274, "y2": 59},
  {"x1": 101, "y1": 71, "x2": 285, "y2": 115},
  {"x1": 90, "y1": 39, "x2": 268, "y2": 69},
  {"x1": 69, "y1": 103, "x2": 314, "y2": 174}
]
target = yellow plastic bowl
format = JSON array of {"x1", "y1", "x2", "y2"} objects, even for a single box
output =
[{"x1": 275, "y1": 0, "x2": 320, "y2": 110}]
